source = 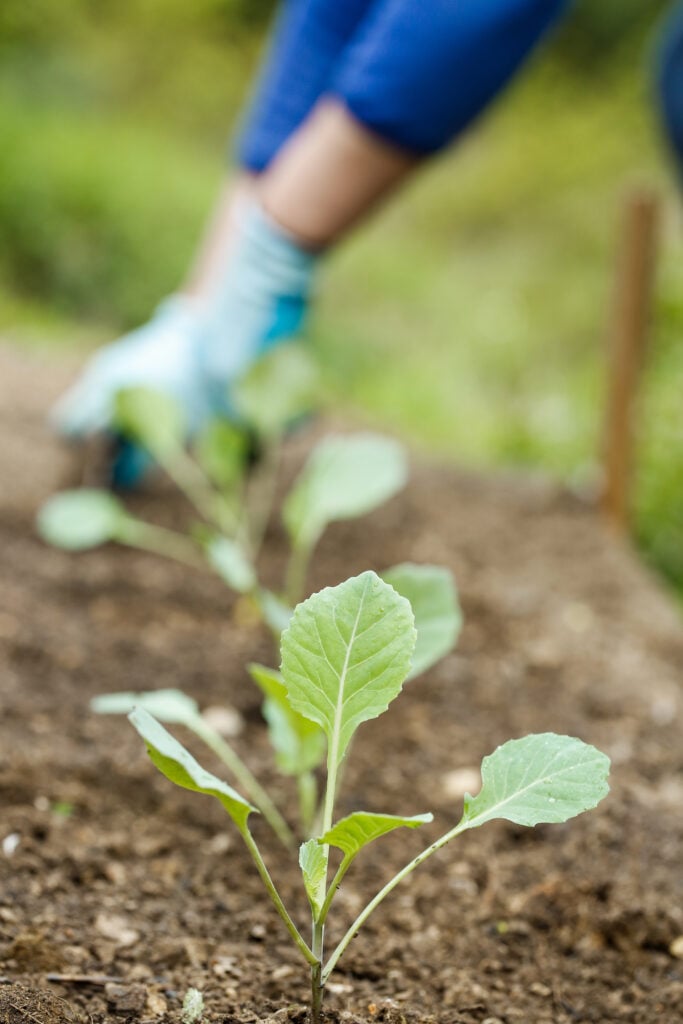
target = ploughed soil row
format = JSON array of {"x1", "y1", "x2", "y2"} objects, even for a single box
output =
[{"x1": 1, "y1": 347, "x2": 682, "y2": 1023}]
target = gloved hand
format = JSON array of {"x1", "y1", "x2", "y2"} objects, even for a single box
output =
[
  {"x1": 53, "y1": 295, "x2": 209, "y2": 439},
  {"x1": 53, "y1": 204, "x2": 318, "y2": 485}
]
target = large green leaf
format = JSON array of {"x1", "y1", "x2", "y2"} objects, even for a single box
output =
[
  {"x1": 320, "y1": 811, "x2": 433, "y2": 859},
  {"x1": 205, "y1": 537, "x2": 256, "y2": 594},
  {"x1": 114, "y1": 387, "x2": 185, "y2": 458},
  {"x1": 382, "y1": 563, "x2": 462, "y2": 679},
  {"x1": 280, "y1": 572, "x2": 415, "y2": 768},
  {"x1": 128, "y1": 707, "x2": 256, "y2": 832},
  {"x1": 233, "y1": 344, "x2": 319, "y2": 438},
  {"x1": 248, "y1": 664, "x2": 325, "y2": 775},
  {"x1": 37, "y1": 489, "x2": 129, "y2": 550},
  {"x1": 283, "y1": 434, "x2": 408, "y2": 551},
  {"x1": 92, "y1": 688, "x2": 199, "y2": 723},
  {"x1": 460, "y1": 733, "x2": 610, "y2": 830},
  {"x1": 299, "y1": 838, "x2": 327, "y2": 918}
]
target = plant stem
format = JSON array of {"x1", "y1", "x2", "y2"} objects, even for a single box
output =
[
  {"x1": 240, "y1": 829, "x2": 317, "y2": 967},
  {"x1": 308, "y1": 694, "x2": 346, "y2": 1022},
  {"x1": 191, "y1": 718, "x2": 295, "y2": 850},
  {"x1": 252, "y1": 587, "x2": 293, "y2": 640},
  {"x1": 310, "y1": 918, "x2": 325, "y2": 1024},
  {"x1": 298, "y1": 772, "x2": 318, "y2": 839},
  {"x1": 310, "y1": 961, "x2": 323, "y2": 1024},
  {"x1": 322, "y1": 820, "x2": 469, "y2": 984},
  {"x1": 166, "y1": 449, "x2": 240, "y2": 537},
  {"x1": 322, "y1": 751, "x2": 340, "y2": 837},
  {"x1": 284, "y1": 539, "x2": 313, "y2": 607},
  {"x1": 118, "y1": 520, "x2": 207, "y2": 570},
  {"x1": 246, "y1": 438, "x2": 282, "y2": 560},
  {"x1": 317, "y1": 855, "x2": 352, "y2": 926}
]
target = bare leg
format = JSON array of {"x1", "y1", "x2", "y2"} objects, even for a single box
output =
[
  {"x1": 258, "y1": 99, "x2": 418, "y2": 249},
  {"x1": 180, "y1": 99, "x2": 416, "y2": 297}
]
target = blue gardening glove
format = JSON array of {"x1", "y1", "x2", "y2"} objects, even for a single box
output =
[
  {"x1": 52, "y1": 295, "x2": 208, "y2": 438},
  {"x1": 53, "y1": 204, "x2": 318, "y2": 484},
  {"x1": 196, "y1": 204, "x2": 317, "y2": 415}
]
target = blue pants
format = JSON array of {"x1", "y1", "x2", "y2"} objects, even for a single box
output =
[
  {"x1": 238, "y1": 0, "x2": 571, "y2": 170},
  {"x1": 658, "y1": 2, "x2": 683, "y2": 179}
]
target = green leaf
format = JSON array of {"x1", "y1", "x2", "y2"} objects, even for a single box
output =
[
  {"x1": 258, "y1": 590, "x2": 294, "y2": 635},
  {"x1": 280, "y1": 572, "x2": 416, "y2": 768},
  {"x1": 248, "y1": 664, "x2": 325, "y2": 775},
  {"x1": 92, "y1": 689, "x2": 199, "y2": 723},
  {"x1": 320, "y1": 811, "x2": 433, "y2": 859},
  {"x1": 37, "y1": 489, "x2": 128, "y2": 550},
  {"x1": 382, "y1": 564, "x2": 462, "y2": 679},
  {"x1": 233, "y1": 344, "x2": 319, "y2": 438},
  {"x1": 195, "y1": 419, "x2": 247, "y2": 492},
  {"x1": 128, "y1": 707, "x2": 256, "y2": 832},
  {"x1": 114, "y1": 387, "x2": 185, "y2": 458},
  {"x1": 283, "y1": 434, "x2": 408, "y2": 551},
  {"x1": 299, "y1": 838, "x2": 327, "y2": 918},
  {"x1": 205, "y1": 537, "x2": 256, "y2": 593},
  {"x1": 461, "y1": 733, "x2": 611, "y2": 830},
  {"x1": 248, "y1": 663, "x2": 291, "y2": 707}
]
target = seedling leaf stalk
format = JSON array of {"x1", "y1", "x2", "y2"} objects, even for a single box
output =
[{"x1": 124, "y1": 572, "x2": 610, "y2": 1023}]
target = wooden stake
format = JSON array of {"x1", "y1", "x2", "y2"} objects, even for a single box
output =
[{"x1": 601, "y1": 190, "x2": 659, "y2": 531}]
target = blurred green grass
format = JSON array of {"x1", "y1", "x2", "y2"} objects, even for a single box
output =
[
  {"x1": 0, "y1": 1, "x2": 681, "y2": 595},
  {"x1": 316, "y1": 68, "x2": 683, "y2": 596}
]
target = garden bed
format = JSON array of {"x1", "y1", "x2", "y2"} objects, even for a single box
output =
[{"x1": 1, "y1": 347, "x2": 682, "y2": 1023}]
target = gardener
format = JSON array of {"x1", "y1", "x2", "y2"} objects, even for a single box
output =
[{"x1": 54, "y1": 0, "x2": 683, "y2": 484}]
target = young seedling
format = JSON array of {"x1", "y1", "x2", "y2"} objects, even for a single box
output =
[
  {"x1": 92, "y1": 562, "x2": 462, "y2": 845},
  {"x1": 125, "y1": 571, "x2": 610, "y2": 1023},
  {"x1": 181, "y1": 987, "x2": 204, "y2": 1024},
  {"x1": 38, "y1": 346, "x2": 410, "y2": 635}
]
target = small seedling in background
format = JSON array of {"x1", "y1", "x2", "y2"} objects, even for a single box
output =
[
  {"x1": 124, "y1": 571, "x2": 610, "y2": 1023},
  {"x1": 92, "y1": 563, "x2": 462, "y2": 844},
  {"x1": 38, "y1": 346, "x2": 412, "y2": 635},
  {"x1": 181, "y1": 987, "x2": 204, "y2": 1024}
]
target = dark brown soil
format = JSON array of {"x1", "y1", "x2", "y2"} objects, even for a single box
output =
[{"x1": 1, "y1": 347, "x2": 683, "y2": 1024}]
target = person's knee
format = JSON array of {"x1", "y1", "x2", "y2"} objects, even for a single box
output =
[{"x1": 334, "y1": 0, "x2": 573, "y2": 155}]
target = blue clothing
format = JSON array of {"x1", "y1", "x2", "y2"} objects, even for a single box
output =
[
  {"x1": 658, "y1": 2, "x2": 683, "y2": 179},
  {"x1": 53, "y1": 206, "x2": 318, "y2": 484},
  {"x1": 238, "y1": 0, "x2": 571, "y2": 169}
]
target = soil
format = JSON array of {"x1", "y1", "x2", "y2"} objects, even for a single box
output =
[{"x1": 1, "y1": 346, "x2": 682, "y2": 1024}]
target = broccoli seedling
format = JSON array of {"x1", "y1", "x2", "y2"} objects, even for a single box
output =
[
  {"x1": 125, "y1": 571, "x2": 610, "y2": 1023},
  {"x1": 38, "y1": 347, "x2": 412, "y2": 634},
  {"x1": 92, "y1": 562, "x2": 461, "y2": 846}
]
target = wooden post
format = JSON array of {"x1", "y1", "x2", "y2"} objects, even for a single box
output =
[{"x1": 601, "y1": 190, "x2": 659, "y2": 531}]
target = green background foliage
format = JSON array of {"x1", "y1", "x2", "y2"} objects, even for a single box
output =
[{"x1": 1, "y1": 0, "x2": 681, "y2": 595}]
